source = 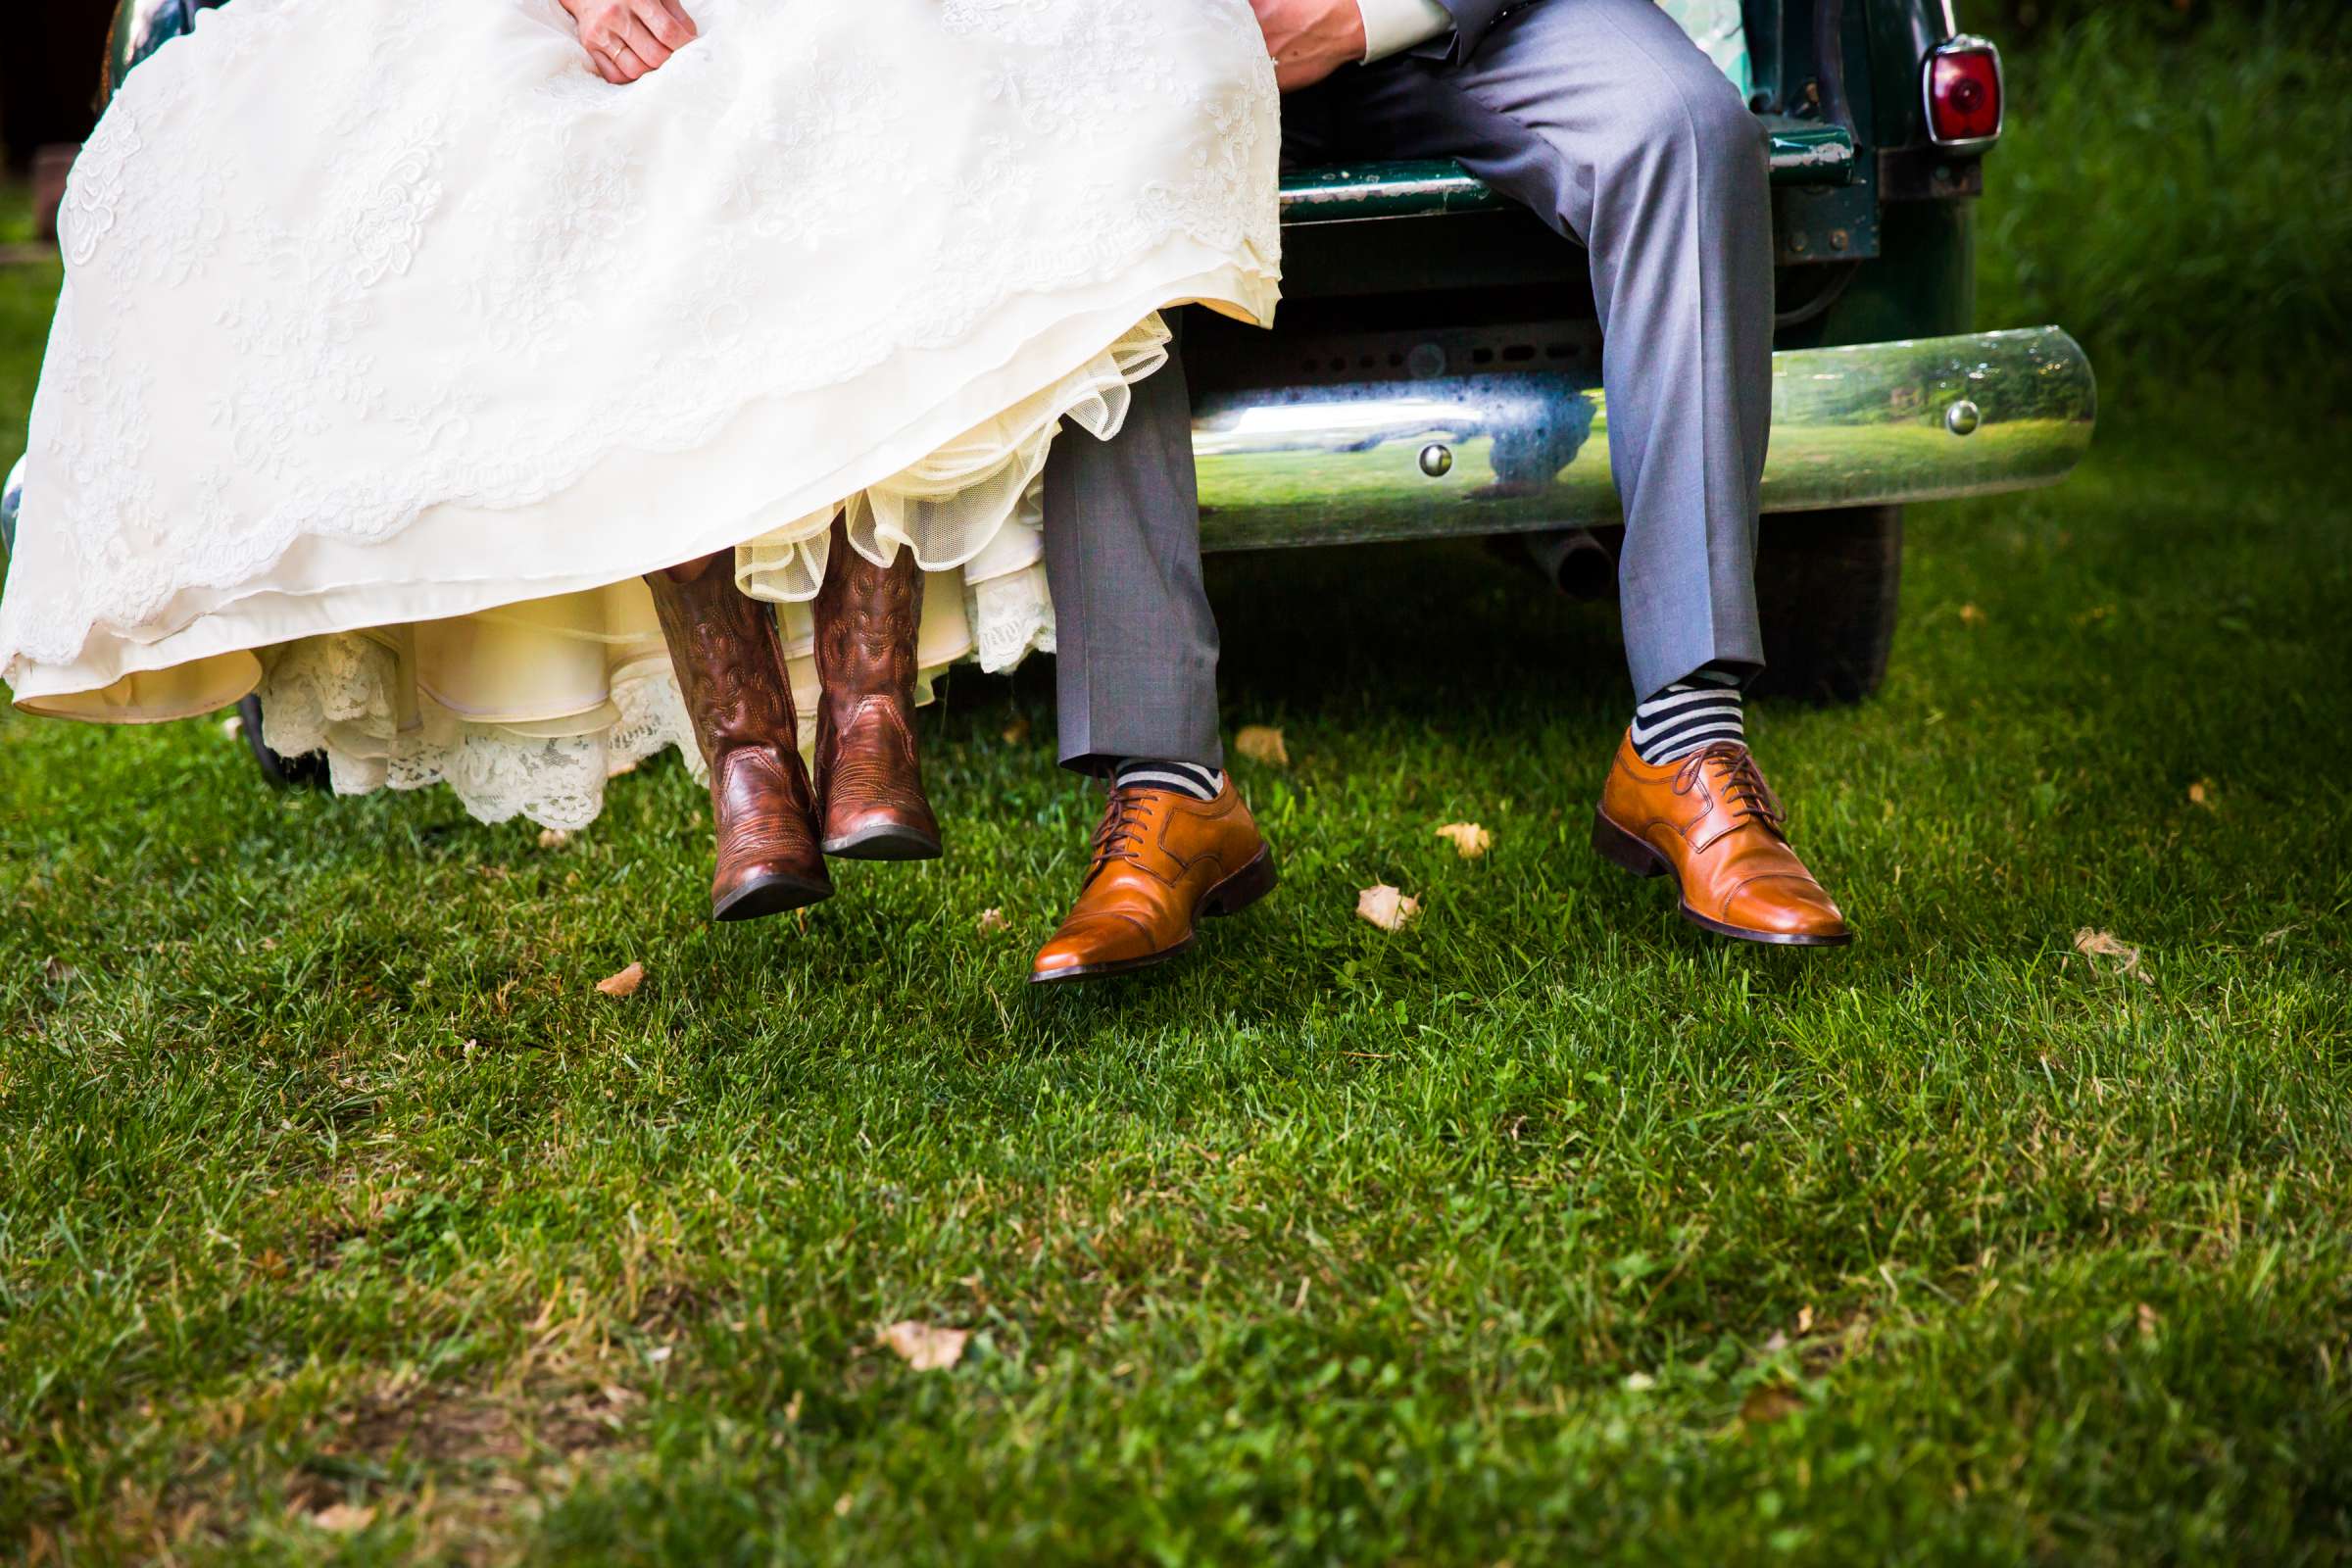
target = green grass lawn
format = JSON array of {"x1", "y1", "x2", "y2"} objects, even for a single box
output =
[
  {"x1": 4, "y1": 248, "x2": 2351, "y2": 1559},
  {"x1": 0, "y1": 179, "x2": 34, "y2": 250}
]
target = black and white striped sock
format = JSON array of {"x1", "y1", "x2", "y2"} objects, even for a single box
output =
[
  {"x1": 1631, "y1": 664, "x2": 1748, "y2": 764},
  {"x1": 1113, "y1": 758, "x2": 1224, "y2": 802}
]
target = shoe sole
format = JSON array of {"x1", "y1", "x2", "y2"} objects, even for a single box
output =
[
  {"x1": 822, "y1": 822, "x2": 944, "y2": 861},
  {"x1": 1028, "y1": 846, "x2": 1279, "y2": 985},
  {"x1": 1590, "y1": 810, "x2": 1852, "y2": 949},
  {"x1": 712, "y1": 870, "x2": 834, "y2": 922}
]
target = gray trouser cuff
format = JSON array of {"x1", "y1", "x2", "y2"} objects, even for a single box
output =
[{"x1": 1055, "y1": 654, "x2": 1223, "y2": 775}]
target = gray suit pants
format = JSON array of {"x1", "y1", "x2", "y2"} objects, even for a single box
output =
[{"x1": 1043, "y1": 0, "x2": 1773, "y2": 772}]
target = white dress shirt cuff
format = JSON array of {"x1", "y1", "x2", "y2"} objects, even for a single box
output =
[{"x1": 1356, "y1": 0, "x2": 1454, "y2": 63}]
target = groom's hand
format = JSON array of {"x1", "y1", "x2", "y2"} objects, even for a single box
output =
[
  {"x1": 558, "y1": 0, "x2": 698, "y2": 84},
  {"x1": 1249, "y1": 0, "x2": 1368, "y2": 92}
]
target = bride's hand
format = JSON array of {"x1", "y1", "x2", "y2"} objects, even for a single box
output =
[
  {"x1": 1248, "y1": 0, "x2": 1366, "y2": 92},
  {"x1": 558, "y1": 0, "x2": 698, "y2": 84}
]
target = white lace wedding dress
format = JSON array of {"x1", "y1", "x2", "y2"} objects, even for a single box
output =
[{"x1": 0, "y1": 0, "x2": 1280, "y2": 828}]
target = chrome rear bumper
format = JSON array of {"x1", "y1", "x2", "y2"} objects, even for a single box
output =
[
  {"x1": 1195, "y1": 325, "x2": 2093, "y2": 551},
  {"x1": 0, "y1": 328, "x2": 2091, "y2": 578}
]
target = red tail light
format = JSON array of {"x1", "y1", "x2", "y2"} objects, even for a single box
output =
[{"x1": 1925, "y1": 36, "x2": 2003, "y2": 151}]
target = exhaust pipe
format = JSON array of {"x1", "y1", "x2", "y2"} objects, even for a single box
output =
[{"x1": 1522, "y1": 526, "x2": 1617, "y2": 599}]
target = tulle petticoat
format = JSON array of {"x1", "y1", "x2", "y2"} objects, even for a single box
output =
[
  {"x1": 0, "y1": 0, "x2": 1282, "y2": 828},
  {"x1": 248, "y1": 320, "x2": 1171, "y2": 830}
]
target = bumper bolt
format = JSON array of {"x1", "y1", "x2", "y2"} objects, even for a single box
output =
[
  {"x1": 1945, "y1": 399, "x2": 1983, "y2": 436},
  {"x1": 1419, "y1": 444, "x2": 1454, "y2": 478}
]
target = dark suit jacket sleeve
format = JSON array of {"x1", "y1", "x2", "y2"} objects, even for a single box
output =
[{"x1": 1415, "y1": 0, "x2": 1517, "y2": 63}]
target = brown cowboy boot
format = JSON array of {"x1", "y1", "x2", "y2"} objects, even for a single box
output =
[
  {"x1": 645, "y1": 553, "x2": 831, "y2": 920},
  {"x1": 1592, "y1": 730, "x2": 1850, "y2": 946},
  {"x1": 810, "y1": 518, "x2": 942, "y2": 860},
  {"x1": 1031, "y1": 775, "x2": 1277, "y2": 983}
]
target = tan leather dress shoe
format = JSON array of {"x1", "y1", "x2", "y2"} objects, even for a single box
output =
[
  {"x1": 1592, "y1": 730, "x2": 1851, "y2": 947},
  {"x1": 1031, "y1": 776, "x2": 1277, "y2": 983},
  {"x1": 646, "y1": 554, "x2": 832, "y2": 921},
  {"x1": 810, "y1": 518, "x2": 943, "y2": 860}
]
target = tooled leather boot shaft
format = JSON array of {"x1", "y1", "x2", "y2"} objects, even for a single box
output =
[
  {"x1": 810, "y1": 518, "x2": 940, "y2": 858},
  {"x1": 648, "y1": 559, "x2": 804, "y2": 762},
  {"x1": 645, "y1": 556, "x2": 829, "y2": 917}
]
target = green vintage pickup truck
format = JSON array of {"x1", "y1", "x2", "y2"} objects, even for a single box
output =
[{"x1": 2, "y1": 0, "x2": 2089, "y2": 773}]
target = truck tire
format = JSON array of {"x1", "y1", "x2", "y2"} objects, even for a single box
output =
[
  {"x1": 236, "y1": 694, "x2": 329, "y2": 790},
  {"x1": 1750, "y1": 506, "x2": 1901, "y2": 705}
]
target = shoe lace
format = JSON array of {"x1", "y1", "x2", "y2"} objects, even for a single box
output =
[
  {"x1": 1087, "y1": 786, "x2": 1159, "y2": 881},
  {"x1": 1674, "y1": 743, "x2": 1785, "y2": 832}
]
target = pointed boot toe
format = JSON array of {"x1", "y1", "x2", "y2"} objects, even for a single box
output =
[{"x1": 713, "y1": 862, "x2": 835, "y2": 922}]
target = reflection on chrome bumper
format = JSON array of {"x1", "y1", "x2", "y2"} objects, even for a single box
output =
[{"x1": 1195, "y1": 326, "x2": 2095, "y2": 552}]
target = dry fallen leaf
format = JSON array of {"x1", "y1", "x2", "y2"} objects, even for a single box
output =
[
  {"x1": 1434, "y1": 821, "x2": 1493, "y2": 858},
  {"x1": 595, "y1": 962, "x2": 646, "y2": 999},
  {"x1": 2072, "y1": 928, "x2": 2150, "y2": 984},
  {"x1": 1234, "y1": 725, "x2": 1290, "y2": 766},
  {"x1": 40, "y1": 956, "x2": 76, "y2": 985},
  {"x1": 974, "y1": 907, "x2": 1009, "y2": 936},
  {"x1": 2136, "y1": 1301, "x2": 2161, "y2": 1340},
  {"x1": 1958, "y1": 603, "x2": 1985, "y2": 627},
  {"x1": 1795, "y1": 1304, "x2": 1815, "y2": 1336},
  {"x1": 1001, "y1": 714, "x2": 1031, "y2": 746},
  {"x1": 1355, "y1": 885, "x2": 1420, "y2": 932},
  {"x1": 538, "y1": 827, "x2": 572, "y2": 850},
  {"x1": 2073, "y1": 928, "x2": 2139, "y2": 960},
  {"x1": 877, "y1": 1320, "x2": 969, "y2": 1371},
  {"x1": 312, "y1": 1503, "x2": 375, "y2": 1534},
  {"x1": 1740, "y1": 1384, "x2": 1804, "y2": 1426},
  {"x1": 2186, "y1": 780, "x2": 2214, "y2": 809}
]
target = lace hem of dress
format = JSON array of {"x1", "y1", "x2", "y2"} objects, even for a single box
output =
[{"x1": 246, "y1": 321, "x2": 1160, "y2": 830}]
